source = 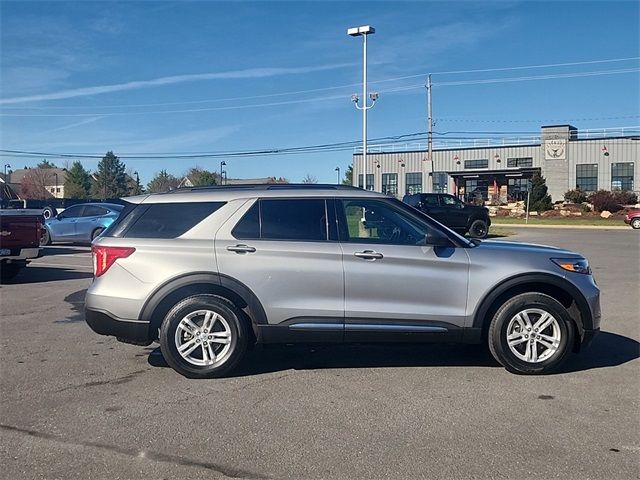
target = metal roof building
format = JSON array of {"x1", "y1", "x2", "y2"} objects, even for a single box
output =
[{"x1": 351, "y1": 125, "x2": 639, "y2": 203}]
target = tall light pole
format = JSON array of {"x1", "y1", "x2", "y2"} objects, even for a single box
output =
[
  {"x1": 335, "y1": 166, "x2": 341, "y2": 184},
  {"x1": 426, "y1": 74, "x2": 434, "y2": 192},
  {"x1": 53, "y1": 172, "x2": 58, "y2": 198},
  {"x1": 220, "y1": 161, "x2": 226, "y2": 186},
  {"x1": 3, "y1": 164, "x2": 10, "y2": 178},
  {"x1": 348, "y1": 25, "x2": 377, "y2": 190}
]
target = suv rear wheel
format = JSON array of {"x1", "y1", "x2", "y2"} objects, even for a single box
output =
[
  {"x1": 488, "y1": 293, "x2": 575, "y2": 374},
  {"x1": 159, "y1": 294, "x2": 249, "y2": 378}
]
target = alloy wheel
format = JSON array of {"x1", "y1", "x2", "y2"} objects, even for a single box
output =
[
  {"x1": 506, "y1": 308, "x2": 561, "y2": 363},
  {"x1": 174, "y1": 310, "x2": 232, "y2": 366}
]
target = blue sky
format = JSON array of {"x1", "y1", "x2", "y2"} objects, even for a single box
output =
[{"x1": 1, "y1": 0, "x2": 638, "y2": 184}]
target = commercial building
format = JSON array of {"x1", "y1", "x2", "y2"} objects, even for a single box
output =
[{"x1": 351, "y1": 125, "x2": 639, "y2": 202}]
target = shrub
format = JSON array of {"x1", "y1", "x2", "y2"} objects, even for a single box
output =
[
  {"x1": 588, "y1": 190, "x2": 623, "y2": 212},
  {"x1": 611, "y1": 190, "x2": 638, "y2": 206},
  {"x1": 526, "y1": 173, "x2": 553, "y2": 212},
  {"x1": 564, "y1": 188, "x2": 588, "y2": 204}
]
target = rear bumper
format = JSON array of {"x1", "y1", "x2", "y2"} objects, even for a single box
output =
[
  {"x1": 0, "y1": 247, "x2": 40, "y2": 262},
  {"x1": 85, "y1": 308, "x2": 152, "y2": 346}
]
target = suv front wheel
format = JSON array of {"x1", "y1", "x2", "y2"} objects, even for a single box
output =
[
  {"x1": 488, "y1": 293, "x2": 575, "y2": 374},
  {"x1": 159, "y1": 294, "x2": 249, "y2": 378}
]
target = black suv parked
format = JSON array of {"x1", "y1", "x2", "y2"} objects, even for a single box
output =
[{"x1": 403, "y1": 193, "x2": 491, "y2": 238}]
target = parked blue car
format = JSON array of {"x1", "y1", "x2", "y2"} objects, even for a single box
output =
[{"x1": 41, "y1": 203, "x2": 123, "y2": 245}]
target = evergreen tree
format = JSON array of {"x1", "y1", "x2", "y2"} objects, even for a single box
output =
[
  {"x1": 37, "y1": 159, "x2": 56, "y2": 169},
  {"x1": 342, "y1": 165, "x2": 353, "y2": 186},
  {"x1": 64, "y1": 161, "x2": 92, "y2": 199},
  {"x1": 92, "y1": 151, "x2": 128, "y2": 199},
  {"x1": 527, "y1": 172, "x2": 553, "y2": 212},
  {"x1": 185, "y1": 167, "x2": 217, "y2": 186},
  {"x1": 147, "y1": 170, "x2": 180, "y2": 193}
]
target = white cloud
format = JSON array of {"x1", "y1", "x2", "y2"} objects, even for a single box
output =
[{"x1": 0, "y1": 63, "x2": 352, "y2": 105}]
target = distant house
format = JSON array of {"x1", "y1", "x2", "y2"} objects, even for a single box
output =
[{"x1": 5, "y1": 168, "x2": 67, "y2": 199}]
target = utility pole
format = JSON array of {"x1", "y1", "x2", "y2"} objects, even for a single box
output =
[{"x1": 426, "y1": 74, "x2": 434, "y2": 191}]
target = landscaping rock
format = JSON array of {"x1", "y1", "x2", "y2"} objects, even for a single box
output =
[
  {"x1": 529, "y1": 211, "x2": 538, "y2": 216},
  {"x1": 600, "y1": 210, "x2": 612, "y2": 218}
]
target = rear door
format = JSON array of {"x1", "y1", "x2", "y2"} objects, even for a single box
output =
[
  {"x1": 337, "y1": 197, "x2": 469, "y2": 341},
  {"x1": 215, "y1": 197, "x2": 344, "y2": 341},
  {"x1": 75, "y1": 205, "x2": 108, "y2": 241}
]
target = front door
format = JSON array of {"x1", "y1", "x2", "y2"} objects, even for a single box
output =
[
  {"x1": 50, "y1": 205, "x2": 84, "y2": 241},
  {"x1": 336, "y1": 198, "x2": 469, "y2": 342},
  {"x1": 215, "y1": 197, "x2": 344, "y2": 342}
]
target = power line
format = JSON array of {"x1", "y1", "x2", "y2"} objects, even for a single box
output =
[
  {"x1": 2, "y1": 127, "x2": 638, "y2": 161},
  {"x1": 2, "y1": 56, "x2": 638, "y2": 111}
]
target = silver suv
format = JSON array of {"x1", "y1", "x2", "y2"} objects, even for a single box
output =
[{"x1": 85, "y1": 185, "x2": 601, "y2": 377}]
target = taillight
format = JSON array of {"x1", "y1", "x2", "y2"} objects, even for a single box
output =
[{"x1": 92, "y1": 246, "x2": 135, "y2": 277}]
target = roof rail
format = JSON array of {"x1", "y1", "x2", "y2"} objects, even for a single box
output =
[{"x1": 162, "y1": 183, "x2": 359, "y2": 193}]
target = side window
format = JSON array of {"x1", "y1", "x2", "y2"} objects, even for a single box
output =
[
  {"x1": 260, "y1": 199, "x2": 327, "y2": 241},
  {"x1": 421, "y1": 195, "x2": 439, "y2": 206},
  {"x1": 339, "y1": 199, "x2": 430, "y2": 246},
  {"x1": 57, "y1": 205, "x2": 83, "y2": 219},
  {"x1": 441, "y1": 195, "x2": 458, "y2": 207},
  {"x1": 82, "y1": 206, "x2": 108, "y2": 217},
  {"x1": 105, "y1": 202, "x2": 225, "y2": 238},
  {"x1": 232, "y1": 201, "x2": 260, "y2": 239}
]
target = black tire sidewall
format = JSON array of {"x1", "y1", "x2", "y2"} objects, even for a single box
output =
[
  {"x1": 91, "y1": 228, "x2": 104, "y2": 241},
  {"x1": 41, "y1": 229, "x2": 51, "y2": 246},
  {"x1": 469, "y1": 219, "x2": 489, "y2": 238},
  {"x1": 159, "y1": 295, "x2": 248, "y2": 378},
  {"x1": 489, "y1": 293, "x2": 574, "y2": 374}
]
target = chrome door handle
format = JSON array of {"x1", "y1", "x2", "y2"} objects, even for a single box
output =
[
  {"x1": 227, "y1": 244, "x2": 256, "y2": 253},
  {"x1": 354, "y1": 250, "x2": 383, "y2": 260}
]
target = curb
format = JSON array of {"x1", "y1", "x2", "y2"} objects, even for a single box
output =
[{"x1": 492, "y1": 223, "x2": 630, "y2": 230}]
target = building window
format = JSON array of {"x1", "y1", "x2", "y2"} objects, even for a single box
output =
[
  {"x1": 381, "y1": 173, "x2": 398, "y2": 196},
  {"x1": 611, "y1": 162, "x2": 634, "y2": 191},
  {"x1": 357, "y1": 174, "x2": 374, "y2": 191},
  {"x1": 405, "y1": 172, "x2": 422, "y2": 195},
  {"x1": 464, "y1": 178, "x2": 489, "y2": 202},
  {"x1": 507, "y1": 178, "x2": 532, "y2": 201},
  {"x1": 432, "y1": 172, "x2": 448, "y2": 193},
  {"x1": 576, "y1": 164, "x2": 598, "y2": 192},
  {"x1": 464, "y1": 159, "x2": 488, "y2": 169},
  {"x1": 507, "y1": 157, "x2": 533, "y2": 168}
]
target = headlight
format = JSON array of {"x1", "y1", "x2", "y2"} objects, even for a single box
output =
[{"x1": 551, "y1": 258, "x2": 591, "y2": 275}]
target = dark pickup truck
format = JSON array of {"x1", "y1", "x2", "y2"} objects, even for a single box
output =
[
  {"x1": 403, "y1": 193, "x2": 491, "y2": 238},
  {"x1": 0, "y1": 210, "x2": 44, "y2": 281}
]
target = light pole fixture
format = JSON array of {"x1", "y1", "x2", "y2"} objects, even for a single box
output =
[
  {"x1": 348, "y1": 25, "x2": 377, "y2": 191},
  {"x1": 3, "y1": 164, "x2": 10, "y2": 178},
  {"x1": 335, "y1": 166, "x2": 341, "y2": 184},
  {"x1": 220, "y1": 161, "x2": 227, "y2": 185}
]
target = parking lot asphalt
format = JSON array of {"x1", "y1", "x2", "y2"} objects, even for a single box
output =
[{"x1": 1, "y1": 229, "x2": 638, "y2": 480}]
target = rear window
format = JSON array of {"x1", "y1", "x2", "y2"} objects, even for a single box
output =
[{"x1": 105, "y1": 202, "x2": 225, "y2": 239}]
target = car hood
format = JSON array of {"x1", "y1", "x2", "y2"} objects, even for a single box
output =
[{"x1": 473, "y1": 239, "x2": 581, "y2": 257}]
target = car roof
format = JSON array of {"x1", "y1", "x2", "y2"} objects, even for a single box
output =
[
  {"x1": 78, "y1": 202, "x2": 124, "y2": 210},
  {"x1": 124, "y1": 184, "x2": 389, "y2": 204}
]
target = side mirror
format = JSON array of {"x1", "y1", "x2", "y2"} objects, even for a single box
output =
[{"x1": 425, "y1": 230, "x2": 452, "y2": 247}]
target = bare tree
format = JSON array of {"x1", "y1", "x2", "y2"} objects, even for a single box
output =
[
  {"x1": 20, "y1": 169, "x2": 55, "y2": 199},
  {"x1": 302, "y1": 174, "x2": 318, "y2": 184}
]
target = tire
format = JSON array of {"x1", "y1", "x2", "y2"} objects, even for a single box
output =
[
  {"x1": 0, "y1": 263, "x2": 22, "y2": 282},
  {"x1": 91, "y1": 228, "x2": 104, "y2": 241},
  {"x1": 159, "y1": 294, "x2": 249, "y2": 378},
  {"x1": 40, "y1": 229, "x2": 52, "y2": 246},
  {"x1": 42, "y1": 206, "x2": 57, "y2": 220},
  {"x1": 468, "y1": 219, "x2": 489, "y2": 239},
  {"x1": 488, "y1": 293, "x2": 575, "y2": 374},
  {"x1": 631, "y1": 218, "x2": 640, "y2": 230}
]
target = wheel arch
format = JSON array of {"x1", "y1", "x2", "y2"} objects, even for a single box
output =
[
  {"x1": 139, "y1": 272, "x2": 267, "y2": 341},
  {"x1": 472, "y1": 273, "x2": 592, "y2": 349}
]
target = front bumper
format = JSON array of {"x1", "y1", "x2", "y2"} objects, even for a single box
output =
[{"x1": 85, "y1": 308, "x2": 152, "y2": 346}]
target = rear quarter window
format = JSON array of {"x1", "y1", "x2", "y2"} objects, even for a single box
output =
[{"x1": 105, "y1": 202, "x2": 225, "y2": 239}]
